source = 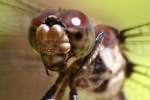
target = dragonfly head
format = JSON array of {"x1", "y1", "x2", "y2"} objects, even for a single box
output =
[{"x1": 29, "y1": 9, "x2": 95, "y2": 59}]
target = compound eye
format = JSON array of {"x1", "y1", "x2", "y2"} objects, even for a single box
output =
[{"x1": 61, "y1": 10, "x2": 89, "y2": 29}]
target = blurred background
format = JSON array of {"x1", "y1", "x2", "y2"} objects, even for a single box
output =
[{"x1": 0, "y1": 0, "x2": 150, "y2": 100}]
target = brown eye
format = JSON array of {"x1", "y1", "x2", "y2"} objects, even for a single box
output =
[{"x1": 61, "y1": 10, "x2": 89, "y2": 28}]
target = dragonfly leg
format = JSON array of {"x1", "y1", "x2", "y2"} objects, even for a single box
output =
[
  {"x1": 69, "y1": 73, "x2": 80, "y2": 100},
  {"x1": 42, "y1": 71, "x2": 69, "y2": 100},
  {"x1": 69, "y1": 88, "x2": 79, "y2": 100},
  {"x1": 41, "y1": 83, "x2": 57, "y2": 100},
  {"x1": 44, "y1": 66, "x2": 50, "y2": 76}
]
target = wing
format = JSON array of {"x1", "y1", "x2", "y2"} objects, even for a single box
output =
[
  {"x1": 0, "y1": 1, "x2": 58, "y2": 100},
  {"x1": 119, "y1": 23, "x2": 150, "y2": 100},
  {"x1": 0, "y1": 0, "x2": 42, "y2": 72}
]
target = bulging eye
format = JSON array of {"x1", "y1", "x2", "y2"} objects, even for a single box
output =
[
  {"x1": 59, "y1": 10, "x2": 95, "y2": 58},
  {"x1": 60, "y1": 10, "x2": 89, "y2": 29}
]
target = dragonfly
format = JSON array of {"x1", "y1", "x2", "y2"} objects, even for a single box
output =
[{"x1": 0, "y1": 0, "x2": 150, "y2": 100}]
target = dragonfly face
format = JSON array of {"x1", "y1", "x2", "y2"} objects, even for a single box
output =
[
  {"x1": 29, "y1": 9, "x2": 95, "y2": 56},
  {"x1": 29, "y1": 9, "x2": 95, "y2": 72}
]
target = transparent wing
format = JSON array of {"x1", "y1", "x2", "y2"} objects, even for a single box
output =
[
  {"x1": 120, "y1": 23, "x2": 150, "y2": 100},
  {"x1": 0, "y1": 0, "x2": 42, "y2": 72},
  {"x1": 0, "y1": 1, "x2": 57, "y2": 100}
]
